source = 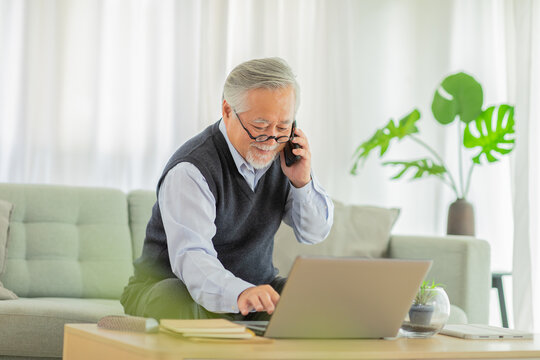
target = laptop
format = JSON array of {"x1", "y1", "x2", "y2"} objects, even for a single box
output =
[
  {"x1": 440, "y1": 324, "x2": 533, "y2": 339},
  {"x1": 237, "y1": 256, "x2": 432, "y2": 339}
]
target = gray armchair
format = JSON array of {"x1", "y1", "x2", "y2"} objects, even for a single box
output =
[{"x1": 389, "y1": 234, "x2": 490, "y2": 324}]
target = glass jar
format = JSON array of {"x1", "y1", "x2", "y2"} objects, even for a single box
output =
[{"x1": 400, "y1": 287, "x2": 450, "y2": 338}]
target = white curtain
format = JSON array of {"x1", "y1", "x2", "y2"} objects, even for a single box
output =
[
  {"x1": 0, "y1": 0, "x2": 462, "y2": 232},
  {"x1": 0, "y1": 0, "x2": 536, "y2": 329},
  {"x1": 508, "y1": 0, "x2": 540, "y2": 332}
]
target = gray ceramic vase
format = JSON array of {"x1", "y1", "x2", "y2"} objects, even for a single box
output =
[{"x1": 447, "y1": 198, "x2": 475, "y2": 236}]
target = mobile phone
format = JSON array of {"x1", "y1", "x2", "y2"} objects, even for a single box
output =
[{"x1": 284, "y1": 121, "x2": 301, "y2": 167}]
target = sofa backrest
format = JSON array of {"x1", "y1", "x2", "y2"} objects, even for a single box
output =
[
  {"x1": 127, "y1": 190, "x2": 156, "y2": 260},
  {"x1": 273, "y1": 200, "x2": 400, "y2": 276},
  {"x1": 0, "y1": 184, "x2": 401, "y2": 299},
  {"x1": 0, "y1": 184, "x2": 134, "y2": 299},
  {"x1": 125, "y1": 193, "x2": 401, "y2": 278}
]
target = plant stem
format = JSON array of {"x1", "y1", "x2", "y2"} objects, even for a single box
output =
[
  {"x1": 410, "y1": 134, "x2": 460, "y2": 198},
  {"x1": 464, "y1": 163, "x2": 475, "y2": 198},
  {"x1": 439, "y1": 176, "x2": 457, "y2": 192},
  {"x1": 458, "y1": 120, "x2": 465, "y2": 198}
]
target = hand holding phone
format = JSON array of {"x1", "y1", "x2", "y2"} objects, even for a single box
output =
[{"x1": 284, "y1": 121, "x2": 301, "y2": 167}]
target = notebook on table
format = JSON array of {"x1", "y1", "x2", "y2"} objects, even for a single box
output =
[
  {"x1": 440, "y1": 324, "x2": 533, "y2": 339},
  {"x1": 236, "y1": 256, "x2": 432, "y2": 339}
]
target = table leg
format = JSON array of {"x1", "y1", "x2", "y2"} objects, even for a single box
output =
[{"x1": 492, "y1": 275, "x2": 509, "y2": 328}]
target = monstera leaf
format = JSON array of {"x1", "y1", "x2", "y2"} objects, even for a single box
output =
[
  {"x1": 382, "y1": 159, "x2": 447, "y2": 180},
  {"x1": 464, "y1": 105, "x2": 515, "y2": 164},
  {"x1": 351, "y1": 109, "x2": 420, "y2": 175},
  {"x1": 432, "y1": 72, "x2": 483, "y2": 125},
  {"x1": 351, "y1": 71, "x2": 515, "y2": 199}
]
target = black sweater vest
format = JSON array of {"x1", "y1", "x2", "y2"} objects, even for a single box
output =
[{"x1": 133, "y1": 121, "x2": 290, "y2": 285}]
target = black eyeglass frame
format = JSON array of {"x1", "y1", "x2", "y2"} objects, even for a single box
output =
[{"x1": 233, "y1": 109, "x2": 295, "y2": 144}]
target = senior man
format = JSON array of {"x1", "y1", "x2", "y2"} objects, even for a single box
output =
[{"x1": 121, "y1": 57, "x2": 334, "y2": 320}]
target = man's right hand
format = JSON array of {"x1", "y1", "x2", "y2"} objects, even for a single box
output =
[{"x1": 237, "y1": 285, "x2": 280, "y2": 316}]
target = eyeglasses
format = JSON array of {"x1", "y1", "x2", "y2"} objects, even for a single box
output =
[{"x1": 234, "y1": 109, "x2": 294, "y2": 143}]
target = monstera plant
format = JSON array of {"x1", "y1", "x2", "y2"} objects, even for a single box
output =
[{"x1": 350, "y1": 72, "x2": 515, "y2": 235}]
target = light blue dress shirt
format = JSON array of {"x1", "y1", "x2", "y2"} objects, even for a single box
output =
[{"x1": 158, "y1": 120, "x2": 334, "y2": 313}]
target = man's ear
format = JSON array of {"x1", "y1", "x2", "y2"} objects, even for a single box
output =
[{"x1": 222, "y1": 100, "x2": 233, "y2": 123}]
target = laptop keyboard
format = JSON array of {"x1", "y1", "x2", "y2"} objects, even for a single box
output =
[{"x1": 234, "y1": 321, "x2": 269, "y2": 336}]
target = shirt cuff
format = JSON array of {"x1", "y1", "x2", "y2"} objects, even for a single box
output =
[
  {"x1": 221, "y1": 278, "x2": 254, "y2": 313},
  {"x1": 289, "y1": 171, "x2": 325, "y2": 203},
  {"x1": 289, "y1": 179, "x2": 316, "y2": 203}
]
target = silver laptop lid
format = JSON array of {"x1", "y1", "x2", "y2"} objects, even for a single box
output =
[{"x1": 265, "y1": 256, "x2": 432, "y2": 339}]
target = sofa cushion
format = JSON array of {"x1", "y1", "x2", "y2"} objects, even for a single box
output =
[
  {"x1": 0, "y1": 297, "x2": 124, "y2": 357},
  {"x1": 127, "y1": 190, "x2": 156, "y2": 260},
  {"x1": 273, "y1": 200, "x2": 400, "y2": 275},
  {"x1": 0, "y1": 184, "x2": 133, "y2": 299},
  {"x1": 0, "y1": 199, "x2": 18, "y2": 300}
]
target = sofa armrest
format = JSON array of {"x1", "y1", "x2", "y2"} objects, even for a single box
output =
[{"x1": 388, "y1": 234, "x2": 491, "y2": 324}]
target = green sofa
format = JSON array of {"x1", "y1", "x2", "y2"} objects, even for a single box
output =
[{"x1": 0, "y1": 184, "x2": 491, "y2": 359}]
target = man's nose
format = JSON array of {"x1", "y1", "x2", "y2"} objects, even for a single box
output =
[
  {"x1": 266, "y1": 126, "x2": 280, "y2": 139},
  {"x1": 261, "y1": 136, "x2": 279, "y2": 144}
]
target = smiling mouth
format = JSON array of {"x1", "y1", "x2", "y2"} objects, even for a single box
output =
[
  {"x1": 247, "y1": 144, "x2": 280, "y2": 169},
  {"x1": 251, "y1": 144, "x2": 278, "y2": 154}
]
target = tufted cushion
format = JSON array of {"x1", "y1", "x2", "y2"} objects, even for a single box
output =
[
  {"x1": 0, "y1": 199, "x2": 18, "y2": 299},
  {"x1": 127, "y1": 190, "x2": 156, "y2": 261},
  {"x1": 273, "y1": 200, "x2": 400, "y2": 276},
  {"x1": 0, "y1": 184, "x2": 133, "y2": 299}
]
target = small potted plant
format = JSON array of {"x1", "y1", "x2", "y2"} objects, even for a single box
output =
[
  {"x1": 401, "y1": 280, "x2": 450, "y2": 338},
  {"x1": 409, "y1": 280, "x2": 441, "y2": 326},
  {"x1": 401, "y1": 281, "x2": 450, "y2": 338}
]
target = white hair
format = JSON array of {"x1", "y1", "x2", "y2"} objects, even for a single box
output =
[{"x1": 222, "y1": 57, "x2": 300, "y2": 114}]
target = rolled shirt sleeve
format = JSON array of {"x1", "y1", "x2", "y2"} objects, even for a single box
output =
[
  {"x1": 282, "y1": 174, "x2": 334, "y2": 244},
  {"x1": 159, "y1": 163, "x2": 253, "y2": 313}
]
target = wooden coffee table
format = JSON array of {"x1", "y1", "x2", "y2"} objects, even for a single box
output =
[{"x1": 63, "y1": 323, "x2": 540, "y2": 360}]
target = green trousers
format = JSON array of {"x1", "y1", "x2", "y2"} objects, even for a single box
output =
[{"x1": 120, "y1": 275, "x2": 287, "y2": 321}]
